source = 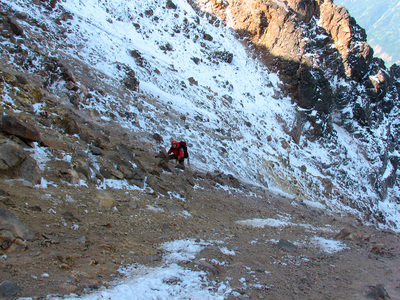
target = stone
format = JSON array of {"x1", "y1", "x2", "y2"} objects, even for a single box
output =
[
  {"x1": 111, "y1": 169, "x2": 124, "y2": 179},
  {"x1": 62, "y1": 211, "x2": 81, "y2": 222},
  {"x1": 60, "y1": 66, "x2": 77, "y2": 83},
  {"x1": 50, "y1": 251, "x2": 66, "y2": 263},
  {"x1": 69, "y1": 93, "x2": 82, "y2": 107},
  {"x1": 0, "y1": 141, "x2": 26, "y2": 171},
  {"x1": 198, "y1": 245, "x2": 226, "y2": 262},
  {"x1": 90, "y1": 145, "x2": 103, "y2": 156},
  {"x1": 0, "y1": 115, "x2": 41, "y2": 143},
  {"x1": 211, "y1": 51, "x2": 233, "y2": 63},
  {"x1": 129, "y1": 201, "x2": 138, "y2": 210},
  {"x1": 277, "y1": 239, "x2": 298, "y2": 252},
  {"x1": 60, "y1": 283, "x2": 78, "y2": 294},
  {"x1": 8, "y1": 18, "x2": 24, "y2": 36},
  {"x1": 366, "y1": 284, "x2": 391, "y2": 299},
  {"x1": 93, "y1": 191, "x2": 115, "y2": 209},
  {"x1": 0, "y1": 208, "x2": 35, "y2": 240},
  {"x1": 116, "y1": 144, "x2": 134, "y2": 161},
  {"x1": 165, "y1": 205, "x2": 181, "y2": 214},
  {"x1": 59, "y1": 169, "x2": 80, "y2": 185},
  {"x1": 158, "y1": 160, "x2": 174, "y2": 173},
  {"x1": 100, "y1": 166, "x2": 113, "y2": 179},
  {"x1": 319, "y1": 1, "x2": 372, "y2": 81},
  {"x1": 60, "y1": 117, "x2": 80, "y2": 135},
  {"x1": 80, "y1": 84, "x2": 89, "y2": 97},
  {"x1": 153, "y1": 133, "x2": 164, "y2": 143},
  {"x1": 65, "y1": 81, "x2": 77, "y2": 90},
  {"x1": 73, "y1": 159, "x2": 91, "y2": 179},
  {"x1": 0, "y1": 280, "x2": 20, "y2": 298},
  {"x1": 18, "y1": 156, "x2": 42, "y2": 185},
  {"x1": 41, "y1": 139, "x2": 68, "y2": 151},
  {"x1": 194, "y1": 260, "x2": 220, "y2": 275},
  {"x1": 15, "y1": 75, "x2": 28, "y2": 85},
  {"x1": 166, "y1": 0, "x2": 177, "y2": 10},
  {"x1": 123, "y1": 66, "x2": 139, "y2": 91},
  {"x1": 321, "y1": 177, "x2": 333, "y2": 195}
]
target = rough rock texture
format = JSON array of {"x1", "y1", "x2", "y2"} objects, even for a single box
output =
[
  {"x1": 0, "y1": 115, "x2": 42, "y2": 143},
  {"x1": 0, "y1": 141, "x2": 41, "y2": 184},
  {"x1": 318, "y1": 0, "x2": 372, "y2": 81},
  {"x1": 194, "y1": 0, "x2": 398, "y2": 123}
]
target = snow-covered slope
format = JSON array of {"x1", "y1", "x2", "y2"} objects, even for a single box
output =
[{"x1": 3, "y1": 0, "x2": 400, "y2": 228}]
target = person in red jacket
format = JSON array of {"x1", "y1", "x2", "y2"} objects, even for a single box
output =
[{"x1": 167, "y1": 140, "x2": 185, "y2": 169}]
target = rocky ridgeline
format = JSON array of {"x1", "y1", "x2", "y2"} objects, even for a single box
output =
[{"x1": 195, "y1": 0, "x2": 400, "y2": 119}]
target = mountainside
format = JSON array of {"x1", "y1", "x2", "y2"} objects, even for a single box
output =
[
  {"x1": 334, "y1": 0, "x2": 400, "y2": 66},
  {"x1": 0, "y1": 0, "x2": 400, "y2": 298},
  {"x1": 189, "y1": 0, "x2": 400, "y2": 227},
  {"x1": 1, "y1": 0, "x2": 399, "y2": 228}
]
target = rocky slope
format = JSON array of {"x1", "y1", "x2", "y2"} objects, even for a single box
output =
[
  {"x1": 193, "y1": 0, "x2": 400, "y2": 227},
  {"x1": 0, "y1": 105, "x2": 399, "y2": 298},
  {"x1": 0, "y1": 0, "x2": 400, "y2": 298},
  {"x1": 0, "y1": 101, "x2": 399, "y2": 298}
]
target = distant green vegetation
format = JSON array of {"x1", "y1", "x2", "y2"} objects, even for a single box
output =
[{"x1": 334, "y1": 0, "x2": 400, "y2": 67}]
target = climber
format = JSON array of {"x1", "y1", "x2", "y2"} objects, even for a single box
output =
[{"x1": 167, "y1": 140, "x2": 186, "y2": 170}]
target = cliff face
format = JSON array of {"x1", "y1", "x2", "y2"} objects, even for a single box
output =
[
  {"x1": 195, "y1": 0, "x2": 396, "y2": 109},
  {"x1": 335, "y1": 0, "x2": 400, "y2": 67}
]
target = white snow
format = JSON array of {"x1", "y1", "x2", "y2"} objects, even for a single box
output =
[
  {"x1": 236, "y1": 217, "x2": 334, "y2": 233},
  {"x1": 52, "y1": 239, "x2": 230, "y2": 300},
  {"x1": 310, "y1": 236, "x2": 349, "y2": 254},
  {"x1": 236, "y1": 218, "x2": 291, "y2": 228}
]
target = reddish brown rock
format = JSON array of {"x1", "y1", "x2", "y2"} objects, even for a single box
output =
[{"x1": 0, "y1": 115, "x2": 41, "y2": 143}]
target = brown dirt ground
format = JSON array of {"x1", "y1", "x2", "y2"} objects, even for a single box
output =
[{"x1": 1, "y1": 161, "x2": 400, "y2": 299}]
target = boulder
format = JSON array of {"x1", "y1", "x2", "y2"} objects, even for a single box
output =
[
  {"x1": 277, "y1": 239, "x2": 298, "y2": 252},
  {"x1": 60, "y1": 116, "x2": 80, "y2": 135},
  {"x1": 122, "y1": 66, "x2": 139, "y2": 91},
  {"x1": 0, "y1": 115, "x2": 41, "y2": 143},
  {"x1": 0, "y1": 208, "x2": 35, "y2": 240},
  {"x1": 0, "y1": 280, "x2": 20, "y2": 299},
  {"x1": 93, "y1": 191, "x2": 115, "y2": 209},
  {"x1": 0, "y1": 141, "x2": 41, "y2": 184},
  {"x1": 366, "y1": 284, "x2": 391, "y2": 299},
  {"x1": 0, "y1": 141, "x2": 26, "y2": 171},
  {"x1": 18, "y1": 156, "x2": 42, "y2": 185},
  {"x1": 166, "y1": 0, "x2": 177, "y2": 10},
  {"x1": 59, "y1": 168, "x2": 80, "y2": 185},
  {"x1": 319, "y1": 0, "x2": 372, "y2": 81},
  {"x1": 41, "y1": 139, "x2": 68, "y2": 151}
]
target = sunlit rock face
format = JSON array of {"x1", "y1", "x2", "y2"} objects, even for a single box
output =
[{"x1": 194, "y1": 0, "x2": 388, "y2": 111}]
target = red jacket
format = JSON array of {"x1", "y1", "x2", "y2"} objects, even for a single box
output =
[{"x1": 168, "y1": 142, "x2": 184, "y2": 160}]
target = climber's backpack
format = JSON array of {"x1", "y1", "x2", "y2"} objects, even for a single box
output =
[{"x1": 179, "y1": 141, "x2": 189, "y2": 158}]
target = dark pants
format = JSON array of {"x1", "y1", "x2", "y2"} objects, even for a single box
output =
[{"x1": 168, "y1": 155, "x2": 184, "y2": 166}]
